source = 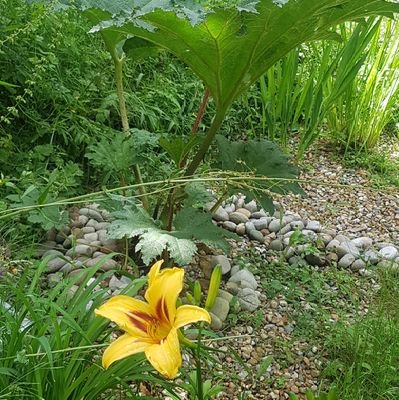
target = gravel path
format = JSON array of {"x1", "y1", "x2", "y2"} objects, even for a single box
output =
[
  {"x1": 200, "y1": 148, "x2": 397, "y2": 399},
  {"x1": 278, "y1": 148, "x2": 399, "y2": 243}
]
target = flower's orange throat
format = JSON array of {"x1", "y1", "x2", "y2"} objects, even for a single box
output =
[{"x1": 127, "y1": 305, "x2": 171, "y2": 341}]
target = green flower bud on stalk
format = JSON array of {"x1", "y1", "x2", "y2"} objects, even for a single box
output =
[
  {"x1": 205, "y1": 265, "x2": 222, "y2": 310},
  {"x1": 193, "y1": 280, "x2": 202, "y2": 305},
  {"x1": 186, "y1": 292, "x2": 195, "y2": 305}
]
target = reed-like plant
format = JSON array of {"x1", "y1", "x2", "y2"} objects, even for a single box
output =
[{"x1": 326, "y1": 18, "x2": 399, "y2": 152}]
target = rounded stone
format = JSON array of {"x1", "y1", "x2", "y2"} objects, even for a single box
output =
[
  {"x1": 252, "y1": 211, "x2": 267, "y2": 219},
  {"x1": 237, "y1": 288, "x2": 261, "y2": 312},
  {"x1": 253, "y1": 218, "x2": 270, "y2": 230},
  {"x1": 244, "y1": 200, "x2": 258, "y2": 213},
  {"x1": 83, "y1": 232, "x2": 99, "y2": 242},
  {"x1": 338, "y1": 253, "x2": 356, "y2": 268},
  {"x1": 306, "y1": 220, "x2": 322, "y2": 233},
  {"x1": 81, "y1": 226, "x2": 95, "y2": 234},
  {"x1": 229, "y1": 212, "x2": 249, "y2": 224},
  {"x1": 210, "y1": 297, "x2": 230, "y2": 322},
  {"x1": 379, "y1": 246, "x2": 399, "y2": 260},
  {"x1": 46, "y1": 256, "x2": 71, "y2": 273},
  {"x1": 351, "y1": 237, "x2": 373, "y2": 249},
  {"x1": 228, "y1": 269, "x2": 257, "y2": 290},
  {"x1": 351, "y1": 259, "x2": 366, "y2": 272},
  {"x1": 222, "y1": 221, "x2": 237, "y2": 232},
  {"x1": 66, "y1": 244, "x2": 93, "y2": 258},
  {"x1": 248, "y1": 230, "x2": 264, "y2": 243},
  {"x1": 210, "y1": 255, "x2": 231, "y2": 275},
  {"x1": 236, "y1": 207, "x2": 252, "y2": 218},
  {"x1": 209, "y1": 311, "x2": 223, "y2": 330},
  {"x1": 213, "y1": 206, "x2": 229, "y2": 222},
  {"x1": 235, "y1": 223, "x2": 246, "y2": 236},
  {"x1": 270, "y1": 239, "x2": 284, "y2": 251}
]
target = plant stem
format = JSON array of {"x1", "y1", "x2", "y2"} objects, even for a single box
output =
[
  {"x1": 114, "y1": 58, "x2": 149, "y2": 210},
  {"x1": 192, "y1": 88, "x2": 210, "y2": 134},
  {"x1": 185, "y1": 109, "x2": 226, "y2": 177}
]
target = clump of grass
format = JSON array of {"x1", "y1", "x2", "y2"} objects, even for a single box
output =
[{"x1": 324, "y1": 269, "x2": 399, "y2": 400}]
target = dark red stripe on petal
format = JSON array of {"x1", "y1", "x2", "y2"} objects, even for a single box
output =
[
  {"x1": 156, "y1": 299, "x2": 163, "y2": 320},
  {"x1": 162, "y1": 297, "x2": 170, "y2": 322},
  {"x1": 128, "y1": 315, "x2": 147, "y2": 332},
  {"x1": 127, "y1": 312, "x2": 151, "y2": 333},
  {"x1": 133, "y1": 311, "x2": 154, "y2": 323}
]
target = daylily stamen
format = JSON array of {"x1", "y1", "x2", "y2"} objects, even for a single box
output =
[{"x1": 95, "y1": 260, "x2": 211, "y2": 379}]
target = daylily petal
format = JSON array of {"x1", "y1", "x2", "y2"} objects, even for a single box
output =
[
  {"x1": 147, "y1": 259, "x2": 164, "y2": 286},
  {"x1": 102, "y1": 333, "x2": 151, "y2": 369},
  {"x1": 145, "y1": 267, "x2": 184, "y2": 324},
  {"x1": 95, "y1": 295, "x2": 153, "y2": 338},
  {"x1": 174, "y1": 305, "x2": 211, "y2": 329},
  {"x1": 145, "y1": 327, "x2": 181, "y2": 379}
]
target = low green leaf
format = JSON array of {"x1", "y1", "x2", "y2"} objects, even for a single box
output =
[{"x1": 173, "y1": 207, "x2": 238, "y2": 253}]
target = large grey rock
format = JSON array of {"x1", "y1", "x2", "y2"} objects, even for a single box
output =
[
  {"x1": 222, "y1": 221, "x2": 237, "y2": 232},
  {"x1": 351, "y1": 237, "x2": 373, "y2": 249},
  {"x1": 351, "y1": 259, "x2": 366, "y2": 272},
  {"x1": 217, "y1": 289, "x2": 234, "y2": 303},
  {"x1": 229, "y1": 212, "x2": 249, "y2": 224},
  {"x1": 79, "y1": 207, "x2": 104, "y2": 222},
  {"x1": 46, "y1": 256, "x2": 71, "y2": 273},
  {"x1": 245, "y1": 221, "x2": 256, "y2": 234},
  {"x1": 210, "y1": 297, "x2": 230, "y2": 322},
  {"x1": 252, "y1": 211, "x2": 267, "y2": 219},
  {"x1": 47, "y1": 272, "x2": 63, "y2": 288},
  {"x1": 209, "y1": 311, "x2": 223, "y2": 330},
  {"x1": 235, "y1": 223, "x2": 246, "y2": 236},
  {"x1": 86, "y1": 219, "x2": 98, "y2": 229},
  {"x1": 336, "y1": 242, "x2": 360, "y2": 259},
  {"x1": 237, "y1": 288, "x2": 261, "y2": 311},
  {"x1": 279, "y1": 224, "x2": 292, "y2": 235},
  {"x1": 84, "y1": 232, "x2": 98, "y2": 242},
  {"x1": 244, "y1": 200, "x2": 258, "y2": 213},
  {"x1": 326, "y1": 239, "x2": 340, "y2": 251},
  {"x1": 305, "y1": 253, "x2": 326, "y2": 267},
  {"x1": 248, "y1": 230, "x2": 264, "y2": 243},
  {"x1": 270, "y1": 239, "x2": 284, "y2": 251},
  {"x1": 338, "y1": 253, "x2": 356, "y2": 268},
  {"x1": 210, "y1": 255, "x2": 231, "y2": 275},
  {"x1": 66, "y1": 244, "x2": 93, "y2": 258},
  {"x1": 268, "y1": 218, "x2": 286, "y2": 233},
  {"x1": 364, "y1": 250, "x2": 379, "y2": 265},
  {"x1": 290, "y1": 221, "x2": 304, "y2": 231},
  {"x1": 379, "y1": 246, "x2": 399, "y2": 260},
  {"x1": 252, "y1": 218, "x2": 270, "y2": 230},
  {"x1": 236, "y1": 208, "x2": 252, "y2": 218},
  {"x1": 301, "y1": 230, "x2": 318, "y2": 241},
  {"x1": 213, "y1": 206, "x2": 229, "y2": 222},
  {"x1": 42, "y1": 249, "x2": 64, "y2": 258},
  {"x1": 109, "y1": 275, "x2": 131, "y2": 291},
  {"x1": 228, "y1": 269, "x2": 257, "y2": 290},
  {"x1": 82, "y1": 226, "x2": 95, "y2": 234},
  {"x1": 306, "y1": 220, "x2": 322, "y2": 233}
]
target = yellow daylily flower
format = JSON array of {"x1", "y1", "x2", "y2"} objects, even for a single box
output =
[{"x1": 95, "y1": 260, "x2": 211, "y2": 379}]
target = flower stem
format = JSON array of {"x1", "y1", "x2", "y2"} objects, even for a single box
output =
[{"x1": 114, "y1": 58, "x2": 148, "y2": 210}]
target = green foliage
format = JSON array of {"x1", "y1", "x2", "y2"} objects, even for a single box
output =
[
  {"x1": 108, "y1": 205, "x2": 237, "y2": 264},
  {"x1": 85, "y1": 129, "x2": 161, "y2": 184},
  {"x1": 213, "y1": 135, "x2": 303, "y2": 213},
  {"x1": 6, "y1": 185, "x2": 68, "y2": 230},
  {"x1": 289, "y1": 387, "x2": 337, "y2": 400},
  {"x1": 324, "y1": 268, "x2": 399, "y2": 400}
]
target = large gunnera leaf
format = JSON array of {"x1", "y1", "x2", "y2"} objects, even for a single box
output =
[{"x1": 95, "y1": 0, "x2": 399, "y2": 113}]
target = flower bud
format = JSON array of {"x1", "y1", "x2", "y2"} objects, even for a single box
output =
[
  {"x1": 193, "y1": 280, "x2": 202, "y2": 305},
  {"x1": 205, "y1": 265, "x2": 222, "y2": 310}
]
